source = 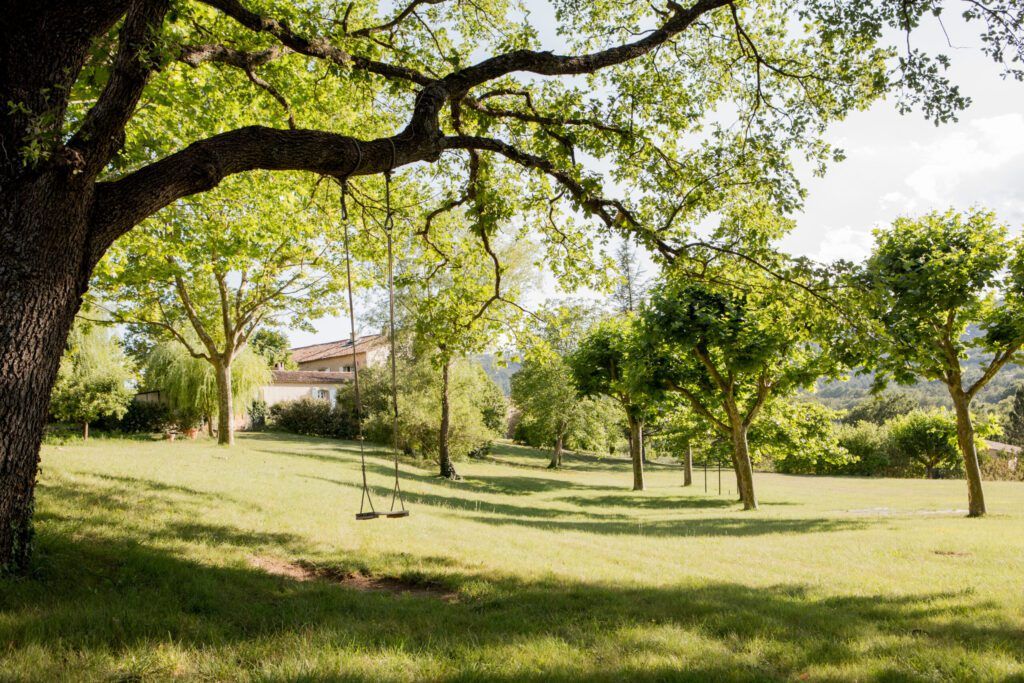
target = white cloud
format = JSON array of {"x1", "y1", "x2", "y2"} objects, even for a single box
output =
[
  {"x1": 810, "y1": 226, "x2": 875, "y2": 264},
  {"x1": 902, "y1": 114, "x2": 1024, "y2": 215}
]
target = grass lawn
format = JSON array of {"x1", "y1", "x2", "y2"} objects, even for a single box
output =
[{"x1": 2, "y1": 433, "x2": 1023, "y2": 681}]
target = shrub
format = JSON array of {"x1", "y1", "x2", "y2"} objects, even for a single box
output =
[
  {"x1": 752, "y1": 401, "x2": 851, "y2": 475},
  {"x1": 248, "y1": 399, "x2": 269, "y2": 431},
  {"x1": 269, "y1": 398, "x2": 357, "y2": 439},
  {"x1": 361, "y1": 357, "x2": 499, "y2": 462},
  {"x1": 834, "y1": 421, "x2": 893, "y2": 476},
  {"x1": 112, "y1": 401, "x2": 173, "y2": 433},
  {"x1": 886, "y1": 410, "x2": 963, "y2": 479}
]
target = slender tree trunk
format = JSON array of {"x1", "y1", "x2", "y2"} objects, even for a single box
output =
[
  {"x1": 730, "y1": 418, "x2": 758, "y2": 510},
  {"x1": 0, "y1": 180, "x2": 92, "y2": 573},
  {"x1": 548, "y1": 433, "x2": 564, "y2": 469},
  {"x1": 206, "y1": 414, "x2": 214, "y2": 437},
  {"x1": 438, "y1": 359, "x2": 458, "y2": 479},
  {"x1": 684, "y1": 444, "x2": 693, "y2": 486},
  {"x1": 213, "y1": 358, "x2": 234, "y2": 446},
  {"x1": 627, "y1": 413, "x2": 645, "y2": 491},
  {"x1": 950, "y1": 389, "x2": 986, "y2": 517},
  {"x1": 82, "y1": 422, "x2": 89, "y2": 440}
]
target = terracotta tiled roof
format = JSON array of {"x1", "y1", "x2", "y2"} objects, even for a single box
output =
[
  {"x1": 271, "y1": 370, "x2": 352, "y2": 384},
  {"x1": 290, "y1": 334, "x2": 384, "y2": 364}
]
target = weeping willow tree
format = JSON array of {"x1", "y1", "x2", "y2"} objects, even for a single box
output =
[{"x1": 145, "y1": 342, "x2": 270, "y2": 436}]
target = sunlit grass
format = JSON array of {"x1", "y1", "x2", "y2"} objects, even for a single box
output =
[{"x1": 2, "y1": 433, "x2": 1022, "y2": 680}]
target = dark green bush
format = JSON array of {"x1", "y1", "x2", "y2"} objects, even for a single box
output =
[
  {"x1": 94, "y1": 401, "x2": 173, "y2": 433},
  {"x1": 269, "y1": 398, "x2": 358, "y2": 439},
  {"x1": 248, "y1": 399, "x2": 269, "y2": 431}
]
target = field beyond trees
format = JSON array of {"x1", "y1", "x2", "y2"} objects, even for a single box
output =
[{"x1": 2, "y1": 434, "x2": 1022, "y2": 681}]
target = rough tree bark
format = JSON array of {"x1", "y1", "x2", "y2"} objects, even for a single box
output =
[
  {"x1": 950, "y1": 389, "x2": 986, "y2": 517},
  {"x1": 0, "y1": 183, "x2": 94, "y2": 572},
  {"x1": 438, "y1": 359, "x2": 458, "y2": 480},
  {"x1": 627, "y1": 413, "x2": 646, "y2": 491},
  {"x1": 684, "y1": 444, "x2": 693, "y2": 486}
]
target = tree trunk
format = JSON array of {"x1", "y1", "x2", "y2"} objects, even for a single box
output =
[
  {"x1": 0, "y1": 179, "x2": 92, "y2": 573},
  {"x1": 950, "y1": 389, "x2": 986, "y2": 517},
  {"x1": 548, "y1": 433, "x2": 564, "y2": 469},
  {"x1": 438, "y1": 359, "x2": 458, "y2": 479},
  {"x1": 684, "y1": 444, "x2": 693, "y2": 486},
  {"x1": 213, "y1": 358, "x2": 234, "y2": 446},
  {"x1": 206, "y1": 414, "x2": 214, "y2": 437},
  {"x1": 627, "y1": 413, "x2": 645, "y2": 491},
  {"x1": 82, "y1": 422, "x2": 89, "y2": 441},
  {"x1": 730, "y1": 419, "x2": 758, "y2": 510}
]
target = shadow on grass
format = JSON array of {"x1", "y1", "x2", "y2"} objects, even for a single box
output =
[
  {"x1": 3, "y1": 523, "x2": 1020, "y2": 681},
  {"x1": 558, "y1": 494, "x2": 801, "y2": 511},
  {"x1": 299, "y1": 475, "x2": 633, "y2": 522},
  {"x1": 301, "y1": 473, "x2": 868, "y2": 538},
  {"x1": 464, "y1": 513, "x2": 870, "y2": 538},
  {"x1": 560, "y1": 494, "x2": 738, "y2": 510}
]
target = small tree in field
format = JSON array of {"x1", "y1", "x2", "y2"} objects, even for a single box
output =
[
  {"x1": 569, "y1": 318, "x2": 651, "y2": 490},
  {"x1": 858, "y1": 208, "x2": 1024, "y2": 516},
  {"x1": 511, "y1": 352, "x2": 587, "y2": 469},
  {"x1": 49, "y1": 319, "x2": 134, "y2": 440},
  {"x1": 639, "y1": 263, "x2": 839, "y2": 510},
  {"x1": 94, "y1": 175, "x2": 344, "y2": 446},
  {"x1": 887, "y1": 410, "x2": 962, "y2": 479},
  {"x1": 144, "y1": 341, "x2": 270, "y2": 437},
  {"x1": 512, "y1": 302, "x2": 605, "y2": 469}
]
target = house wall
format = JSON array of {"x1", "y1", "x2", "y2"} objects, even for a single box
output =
[
  {"x1": 260, "y1": 384, "x2": 345, "y2": 407},
  {"x1": 296, "y1": 351, "x2": 368, "y2": 373}
]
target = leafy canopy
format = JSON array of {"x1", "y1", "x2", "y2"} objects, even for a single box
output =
[
  {"x1": 639, "y1": 254, "x2": 841, "y2": 433},
  {"x1": 49, "y1": 318, "x2": 135, "y2": 429},
  {"x1": 859, "y1": 208, "x2": 1024, "y2": 394}
]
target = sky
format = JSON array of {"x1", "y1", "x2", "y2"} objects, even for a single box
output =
[{"x1": 288, "y1": 4, "x2": 1024, "y2": 348}]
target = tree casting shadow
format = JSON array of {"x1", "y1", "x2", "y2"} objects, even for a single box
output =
[{"x1": 2, "y1": 525, "x2": 1019, "y2": 682}]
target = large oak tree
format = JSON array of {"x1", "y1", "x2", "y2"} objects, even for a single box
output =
[{"x1": 1, "y1": 0, "x2": 1020, "y2": 570}]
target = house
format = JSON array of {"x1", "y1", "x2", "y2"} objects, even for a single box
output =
[
  {"x1": 983, "y1": 439, "x2": 1020, "y2": 474},
  {"x1": 259, "y1": 370, "x2": 353, "y2": 407},
  {"x1": 259, "y1": 334, "x2": 388, "y2": 407},
  {"x1": 288, "y1": 334, "x2": 388, "y2": 373}
]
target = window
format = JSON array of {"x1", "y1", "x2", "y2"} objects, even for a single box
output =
[
  {"x1": 343, "y1": 365, "x2": 353, "y2": 373},
  {"x1": 316, "y1": 389, "x2": 330, "y2": 400}
]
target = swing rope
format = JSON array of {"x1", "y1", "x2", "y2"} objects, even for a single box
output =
[
  {"x1": 383, "y1": 139, "x2": 408, "y2": 517},
  {"x1": 337, "y1": 138, "x2": 407, "y2": 520},
  {"x1": 337, "y1": 174, "x2": 378, "y2": 520}
]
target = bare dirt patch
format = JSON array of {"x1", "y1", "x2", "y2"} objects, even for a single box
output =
[{"x1": 248, "y1": 555, "x2": 458, "y2": 601}]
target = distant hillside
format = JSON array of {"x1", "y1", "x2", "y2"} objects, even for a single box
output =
[
  {"x1": 813, "y1": 323, "x2": 1023, "y2": 411},
  {"x1": 474, "y1": 354, "x2": 522, "y2": 396}
]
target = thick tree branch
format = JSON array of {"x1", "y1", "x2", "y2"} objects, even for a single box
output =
[
  {"x1": 69, "y1": 0, "x2": 171, "y2": 176},
  {"x1": 90, "y1": 0, "x2": 732, "y2": 262}
]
